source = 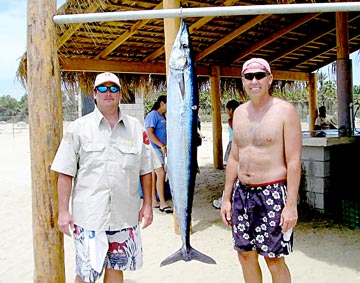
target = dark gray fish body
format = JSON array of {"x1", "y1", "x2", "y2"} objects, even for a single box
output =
[{"x1": 161, "y1": 20, "x2": 216, "y2": 267}]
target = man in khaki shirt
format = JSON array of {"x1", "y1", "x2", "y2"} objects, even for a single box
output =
[{"x1": 51, "y1": 72, "x2": 153, "y2": 283}]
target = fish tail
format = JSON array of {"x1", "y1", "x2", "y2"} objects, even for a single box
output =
[{"x1": 160, "y1": 245, "x2": 216, "y2": 267}]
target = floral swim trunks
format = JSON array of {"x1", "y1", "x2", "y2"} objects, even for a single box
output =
[
  {"x1": 73, "y1": 224, "x2": 143, "y2": 282},
  {"x1": 231, "y1": 179, "x2": 293, "y2": 258}
]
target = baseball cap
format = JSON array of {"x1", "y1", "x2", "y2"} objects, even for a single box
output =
[
  {"x1": 242, "y1": 58, "x2": 271, "y2": 74},
  {"x1": 94, "y1": 72, "x2": 120, "y2": 88}
]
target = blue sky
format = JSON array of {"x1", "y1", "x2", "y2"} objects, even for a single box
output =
[{"x1": 1, "y1": 0, "x2": 359, "y2": 101}]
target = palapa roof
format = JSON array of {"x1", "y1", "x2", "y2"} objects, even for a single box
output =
[{"x1": 18, "y1": 0, "x2": 360, "y2": 92}]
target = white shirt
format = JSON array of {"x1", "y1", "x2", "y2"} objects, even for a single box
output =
[
  {"x1": 315, "y1": 116, "x2": 330, "y2": 129},
  {"x1": 51, "y1": 106, "x2": 153, "y2": 231}
]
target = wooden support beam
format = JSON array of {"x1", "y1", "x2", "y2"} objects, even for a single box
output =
[
  {"x1": 59, "y1": 57, "x2": 309, "y2": 81},
  {"x1": 210, "y1": 66, "x2": 223, "y2": 169},
  {"x1": 163, "y1": 0, "x2": 180, "y2": 82},
  {"x1": 336, "y1": 12, "x2": 353, "y2": 136},
  {"x1": 309, "y1": 73, "x2": 317, "y2": 131},
  {"x1": 27, "y1": 0, "x2": 65, "y2": 282}
]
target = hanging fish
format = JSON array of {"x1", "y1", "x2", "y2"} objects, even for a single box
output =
[{"x1": 161, "y1": 19, "x2": 216, "y2": 267}]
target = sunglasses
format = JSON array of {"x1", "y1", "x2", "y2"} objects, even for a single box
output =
[
  {"x1": 96, "y1": 85, "x2": 120, "y2": 93},
  {"x1": 243, "y1": 72, "x2": 269, "y2": 81}
]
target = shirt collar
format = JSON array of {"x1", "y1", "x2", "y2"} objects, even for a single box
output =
[{"x1": 93, "y1": 106, "x2": 126, "y2": 128}]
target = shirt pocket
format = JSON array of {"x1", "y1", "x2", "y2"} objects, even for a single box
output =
[
  {"x1": 115, "y1": 143, "x2": 140, "y2": 170},
  {"x1": 81, "y1": 143, "x2": 105, "y2": 164}
]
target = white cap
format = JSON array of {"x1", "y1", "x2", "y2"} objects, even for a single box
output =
[{"x1": 94, "y1": 72, "x2": 120, "y2": 88}]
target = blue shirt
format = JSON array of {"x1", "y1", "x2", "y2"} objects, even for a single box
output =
[{"x1": 144, "y1": 110, "x2": 167, "y2": 149}]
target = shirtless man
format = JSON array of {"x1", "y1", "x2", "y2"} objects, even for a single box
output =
[{"x1": 221, "y1": 58, "x2": 302, "y2": 283}]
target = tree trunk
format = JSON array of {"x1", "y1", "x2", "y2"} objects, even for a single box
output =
[{"x1": 27, "y1": 0, "x2": 65, "y2": 282}]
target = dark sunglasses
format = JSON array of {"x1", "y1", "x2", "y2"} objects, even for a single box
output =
[
  {"x1": 96, "y1": 85, "x2": 120, "y2": 93},
  {"x1": 243, "y1": 72, "x2": 269, "y2": 81}
]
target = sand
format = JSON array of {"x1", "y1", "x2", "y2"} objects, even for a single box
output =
[{"x1": 1, "y1": 121, "x2": 360, "y2": 283}]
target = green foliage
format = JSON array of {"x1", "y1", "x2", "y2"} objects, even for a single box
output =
[
  {"x1": 198, "y1": 84, "x2": 242, "y2": 122},
  {"x1": 0, "y1": 95, "x2": 22, "y2": 121},
  {"x1": 62, "y1": 93, "x2": 79, "y2": 121},
  {"x1": 353, "y1": 85, "x2": 360, "y2": 103},
  {"x1": 318, "y1": 80, "x2": 337, "y2": 106},
  {"x1": 353, "y1": 85, "x2": 360, "y2": 119},
  {"x1": 272, "y1": 81, "x2": 308, "y2": 103},
  {"x1": 143, "y1": 90, "x2": 166, "y2": 115},
  {"x1": 16, "y1": 95, "x2": 28, "y2": 121},
  {"x1": 0, "y1": 92, "x2": 78, "y2": 123},
  {"x1": 2, "y1": 71, "x2": 359, "y2": 124}
]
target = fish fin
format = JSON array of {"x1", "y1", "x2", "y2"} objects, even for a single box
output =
[
  {"x1": 160, "y1": 245, "x2": 216, "y2": 267},
  {"x1": 160, "y1": 249, "x2": 184, "y2": 267}
]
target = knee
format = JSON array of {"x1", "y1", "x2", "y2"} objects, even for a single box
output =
[
  {"x1": 156, "y1": 167, "x2": 166, "y2": 179},
  {"x1": 237, "y1": 251, "x2": 258, "y2": 265},
  {"x1": 264, "y1": 257, "x2": 285, "y2": 273}
]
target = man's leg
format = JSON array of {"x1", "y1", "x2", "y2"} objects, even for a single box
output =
[
  {"x1": 264, "y1": 257, "x2": 291, "y2": 283},
  {"x1": 75, "y1": 275, "x2": 91, "y2": 283},
  {"x1": 155, "y1": 166, "x2": 167, "y2": 209},
  {"x1": 151, "y1": 171, "x2": 159, "y2": 207},
  {"x1": 103, "y1": 269, "x2": 124, "y2": 283},
  {"x1": 237, "y1": 250, "x2": 262, "y2": 283}
]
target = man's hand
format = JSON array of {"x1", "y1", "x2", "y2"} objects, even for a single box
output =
[
  {"x1": 139, "y1": 203, "x2": 153, "y2": 229},
  {"x1": 220, "y1": 199, "x2": 232, "y2": 227},
  {"x1": 58, "y1": 211, "x2": 74, "y2": 237},
  {"x1": 280, "y1": 205, "x2": 298, "y2": 233}
]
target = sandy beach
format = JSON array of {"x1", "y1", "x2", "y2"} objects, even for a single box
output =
[{"x1": 1, "y1": 121, "x2": 360, "y2": 283}]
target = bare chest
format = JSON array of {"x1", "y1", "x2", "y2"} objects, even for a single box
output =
[{"x1": 235, "y1": 116, "x2": 283, "y2": 147}]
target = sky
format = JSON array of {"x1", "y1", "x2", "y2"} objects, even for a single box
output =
[{"x1": 1, "y1": 0, "x2": 359, "y2": 101}]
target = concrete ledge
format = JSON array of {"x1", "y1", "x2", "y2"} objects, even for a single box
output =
[{"x1": 302, "y1": 136, "x2": 356, "y2": 147}]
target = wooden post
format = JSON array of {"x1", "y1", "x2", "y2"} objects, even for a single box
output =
[
  {"x1": 27, "y1": 0, "x2": 65, "y2": 282},
  {"x1": 163, "y1": 0, "x2": 194, "y2": 235},
  {"x1": 210, "y1": 66, "x2": 223, "y2": 169},
  {"x1": 336, "y1": 12, "x2": 353, "y2": 136},
  {"x1": 163, "y1": 0, "x2": 180, "y2": 82},
  {"x1": 308, "y1": 73, "x2": 317, "y2": 131}
]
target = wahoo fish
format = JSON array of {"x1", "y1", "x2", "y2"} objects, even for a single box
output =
[{"x1": 161, "y1": 20, "x2": 216, "y2": 267}]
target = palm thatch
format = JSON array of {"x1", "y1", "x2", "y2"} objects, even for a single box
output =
[{"x1": 17, "y1": 0, "x2": 360, "y2": 98}]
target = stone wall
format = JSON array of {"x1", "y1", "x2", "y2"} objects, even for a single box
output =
[
  {"x1": 120, "y1": 94, "x2": 145, "y2": 124},
  {"x1": 300, "y1": 137, "x2": 360, "y2": 221},
  {"x1": 300, "y1": 145, "x2": 331, "y2": 214}
]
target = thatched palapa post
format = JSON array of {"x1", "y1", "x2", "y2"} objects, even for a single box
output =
[
  {"x1": 308, "y1": 73, "x2": 317, "y2": 131},
  {"x1": 27, "y1": 0, "x2": 65, "y2": 281},
  {"x1": 210, "y1": 66, "x2": 223, "y2": 169}
]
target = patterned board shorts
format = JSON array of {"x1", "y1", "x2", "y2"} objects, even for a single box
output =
[
  {"x1": 231, "y1": 179, "x2": 293, "y2": 258},
  {"x1": 73, "y1": 224, "x2": 143, "y2": 282}
]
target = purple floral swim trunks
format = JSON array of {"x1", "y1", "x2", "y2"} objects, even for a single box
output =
[{"x1": 231, "y1": 179, "x2": 293, "y2": 258}]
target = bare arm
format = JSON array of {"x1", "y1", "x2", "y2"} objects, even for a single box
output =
[
  {"x1": 147, "y1": 127, "x2": 167, "y2": 154},
  {"x1": 139, "y1": 173, "x2": 153, "y2": 229},
  {"x1": 281, "y1": 104, "x2": 302, "y2": 232},
  {"x1": 57, "y1": 173, "x2": 74, "y2": 237},
  {"x1": 147, "y1": 127, "x2": 165, "y2": 148}
]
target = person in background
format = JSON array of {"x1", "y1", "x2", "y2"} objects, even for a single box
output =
[
  {"x1": 196, "y1": 106, "x2": 205, "y2": 173},
  {"x1": 221, "y1": 58, "x2": 302, "y2": 283},
  {"x1": 314, "y1": 105, "x2": 331, "y2": 130},
  {"x1": 197, "y1": 106, "x2": 205, "y2": 144},
  {"x1": 51, "y1": 72, "x2": 154, "y2": 283},
  {"x1": 144, "y1": 95, "x2": 173, "y2": 214},
  {"x1": 213, "y1": 99, "x2": 240, "y2": 209},
  {"x1": 224, "y1": 99, "x2": 241, "y2": 164}
]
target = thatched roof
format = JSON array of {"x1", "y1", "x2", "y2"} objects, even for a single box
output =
[{"x1": 17, "y1": 0, "x2": 360, "y2": 94}]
